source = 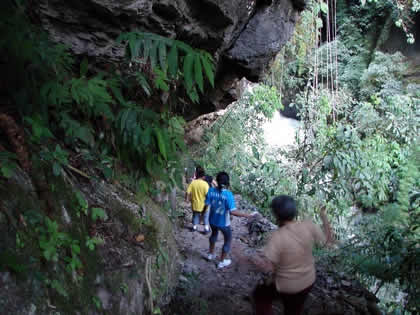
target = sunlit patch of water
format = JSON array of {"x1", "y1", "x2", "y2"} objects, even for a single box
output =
[{"x1": 262, "y1": 111, "x2": 301, "y2": 148}]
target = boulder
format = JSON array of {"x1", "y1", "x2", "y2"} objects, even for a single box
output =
[{"x1": 225, "y1": 0, "x2": 300, "y2": 79}]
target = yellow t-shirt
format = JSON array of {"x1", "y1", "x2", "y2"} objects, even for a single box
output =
[{"x1": 187, "y1": 179, "x2": 209, "y2": 212}]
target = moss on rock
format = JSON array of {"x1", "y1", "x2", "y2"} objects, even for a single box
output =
[{"x1": 0, "y1": 165, "x2": 180, "y2": 314}]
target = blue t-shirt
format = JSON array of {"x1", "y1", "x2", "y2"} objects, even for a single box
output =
[{"x1": 205, "y1": 187, "x2": 236, "y2": 227}]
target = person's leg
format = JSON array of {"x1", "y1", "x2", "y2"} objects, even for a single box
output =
[
  {"x1": 216, "y1": 226, "x2": 232, "y2": 268},
  {"x1": 208, "y1": 225, "x2": 218, "y2": 260},
  {"x1": 253, "y1": 283, "x2": 278, "y2": 315},
  {"x1": 191, "y1": 211, "x2": 200, "y2": 231},
  {"x1": 203, "y1": 208, "x2": 210, "y2": 232},
  {"x1": 200, "y1": 211, "x2": 204, "y2": 225},
  {"x1": 220, "y1": 226, "x2": 232, "y2": 260},
  {"x1": 280, "y1": 284, "x2": 313, "y2": 315}
]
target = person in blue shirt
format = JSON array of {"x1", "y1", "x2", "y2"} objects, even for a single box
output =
[{"x1": 205, "y1": 171, "x2": 254, "y2": 268}]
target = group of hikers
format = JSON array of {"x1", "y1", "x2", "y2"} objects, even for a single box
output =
[{"x1": 185, "y1": 166, "x2": 332, "y2": 315}]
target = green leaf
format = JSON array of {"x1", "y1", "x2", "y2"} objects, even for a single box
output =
[
  {"x1": 129, "y1": 34, "x2": 141, "y2": 59},
  {"x1": 150, "y1": 40, "x2": 159, "y2": 69},
  {"x1": 1, "y1": 166, "x2": 14, "y2": 178},
  {"x1": 188, "y1": 86, "x2": 199, "y2": 103},
  {"x1": 102, "y1": 166, "x2": 113, "y2": 179},
  {"x1": 71, "y1": 244, "x2": 81, "y2": 255},
  {"x1": 86, "y1": 238, "x2": 95, "y2": 251},
  {"x1": 320, "y1": 2, "x2": 328, "y2": 14},
  {"x1": 142, "y1": 127, "x2": 152, "y2": 147},
  {"x1": 109, "y1": 80, "x2": 125, "y2": 105},
  {"x1": 80, "y1": 57, "x2": 88, "y2": 77},
  {"x1": 143, "y1": 39, "x2": 152, "y2": 62},
  {"x1": 74, "y1": 126, "x2": 94, "y2": 145},
  {"x1": 183, "y1": 52, "x2": 195, "y2": 91},
  {"x1": 91, "y1": 207, "x2": 107, "y2": 221},
  {"x1": 201, "y1": 54, "x2": 214, "y2": 87},
  {"x1": 194, "y1": 54, "x2": 204, "y2": 92},
  {"x1": 252, "y1": 146, "x2": 259, "y2": 160},
  {"x1": 136, "y1": 73, "x2": 152, "y2": 96},
  {"x1": 120, "y1": 109, "x2": 131, "y2": 132},
  {"x1": 51, "y1": 280, "x2": 69, "y2": 297},
  {"x1": 168, "y1": 44, "x2": 178, "y2": 77},
  {"x1": 158, "y1": 41, "x2": 167, "y2": 71},
  {"x1": 154, "y1": 68, "x2": 169, "y2": 92},
  {"x1": 52, "y1": 162, "x2": 61, "y2": 176},
  {"x1": 75, "y1": 191, "x2": 88, "y2": 211},
  {"x1": 154, "y1": 128, "x2": 167, "y2": 160},
  {"x1": 316, "y1": 17, "x2": 323, "y2": 28},
  {"x1": 139, "y1": 178, "x2": 149, "y2": 194}
]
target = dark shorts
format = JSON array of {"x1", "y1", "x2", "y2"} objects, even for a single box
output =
[{"x1": 253, "y1": 282, "x2": 313, "y2": 315}]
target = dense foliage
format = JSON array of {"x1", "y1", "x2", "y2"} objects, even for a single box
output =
[
  {"x1": 197, "y1": 0, "x2": 419, "y2": 313},
  {"x1": 0, "y1": 0, "x2": 216, "y2": 188},
  {"x1": 0, "y1": 0, "x2": 215, "y2": 307}
]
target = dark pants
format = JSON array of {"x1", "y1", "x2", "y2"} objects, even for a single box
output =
[
  {"x1": 253, "y1": 282, "x2": 313, "y2": 315},
  {"x1": 209, "y1": 225, "x2": 232, "y2": 253}
]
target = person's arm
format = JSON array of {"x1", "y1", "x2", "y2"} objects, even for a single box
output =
[
  {"x1": 185, "y1": 192, "x2": 191, "y2": 202},
  {"x1": 231, "y1": 210, "x2": 252, "y2": 218},
  {"x1": 249, "y1": 253, "x2": 274, "y2": 273},
  {"x1": 250, "y1": 233, "x2": 280, "y2": 273},
  {"x1": 227, "y1": 191, "x2": 257, "y2": 218},
  {"x1": 185, "y1": 183, "x2": 192, "y2": 202}
]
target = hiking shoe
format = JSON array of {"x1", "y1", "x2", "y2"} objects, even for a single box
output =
[
  {"x1": 217, "y1": 259, "x2": 232, "y2": 269},
  {"x1": 191, "y1": 225, "x2": 197, "y2": 232},
  {"x1": 207, "y1": 253, "x2": 215, "y2": 261},
  {"x1": 203, "y1": 226, "x2": 210, "y2": 234}
]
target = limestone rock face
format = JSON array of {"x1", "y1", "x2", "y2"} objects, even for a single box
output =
[
  {"x1": 225, "y1": 0, "x2": 299, "y2": 79},
  {"x1": 35, "y1": 0, "x2": 305, "y2": 106}
]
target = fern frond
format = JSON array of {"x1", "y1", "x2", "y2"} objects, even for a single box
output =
[
  {"x1": 136, "y1": 73, "x2": 152, "y2": 96},
  {"x1": 118, "y1": 31, "x2": 216, "y2": 100},
  {"x1": 201, "y1": 53, "x2": 215, "y2": 87},
  {"x1": 149, "y1": 40, "x2": 159, "y2": 69},
  {"x1": 194, "y1": 54, "x2": 204, "y2": 92},
  {"x1": 158, "y1": 41, "x2": 167, "y2": 71},
  {"x1": 168, "y1": 44, "x2": 178, "y2": 78},
  {"x1": 183, "y1": 52, "x2": 195, "y2": 91}
]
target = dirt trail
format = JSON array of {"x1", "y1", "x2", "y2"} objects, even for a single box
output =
[
  {"x1": 164, "y1": 194, "x2": 382, "y2": 315},
  {"x1": 166, "y1": 195, "x2": 273, "y2": 315}
]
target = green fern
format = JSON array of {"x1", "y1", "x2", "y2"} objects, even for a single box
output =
[
  {"x1": 0, "y1": 151, "x2": 18, "y2": 178},
  {"x1": 58, "y1": 112, "x2": 94, "y2": 146},
  {"x1": 117, "y1": 31, "x2": 215, "y2": 102}
]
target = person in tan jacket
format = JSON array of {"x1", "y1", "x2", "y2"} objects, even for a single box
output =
[{"x1": 251, "y1": 195, "x2": 332, "y2": 315}]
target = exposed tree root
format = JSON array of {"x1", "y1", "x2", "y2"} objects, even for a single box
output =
[
  {"x1": 0, "y1": 113, "x2": 55, "y2": 215},
  {"x1": 0, "y1": 113, "x2": 31, "y2": 172}
]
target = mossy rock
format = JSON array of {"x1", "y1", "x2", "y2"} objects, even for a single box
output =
[{"x1": 0, "y1": 166, "x2": 180, "y2": 314}]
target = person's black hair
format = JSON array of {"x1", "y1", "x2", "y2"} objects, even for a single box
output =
[
  {"x1": 195, "y1": 166, "x2": 205, "y2": 178},
  {"x1": 271, "y1": 195, "x2": 297, "y2": 222},
  {"x1": 204, "y1": 175, "x2": 213, "y2": 187},
  {"x1": 216, "y1": 172, "x2": 229, "y2": 191}
]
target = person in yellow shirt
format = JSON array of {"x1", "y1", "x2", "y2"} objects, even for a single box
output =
[{"x1": 185, "y1": 166, "x2": 210, "y2": 233}]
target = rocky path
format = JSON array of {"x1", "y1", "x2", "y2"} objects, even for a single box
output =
[
  {"x1": 166, "y1": 195, "x2": 273, "y2": 315},
  {"x1": 164, "y1": 195, "x2": 381, "y2": 315}
]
